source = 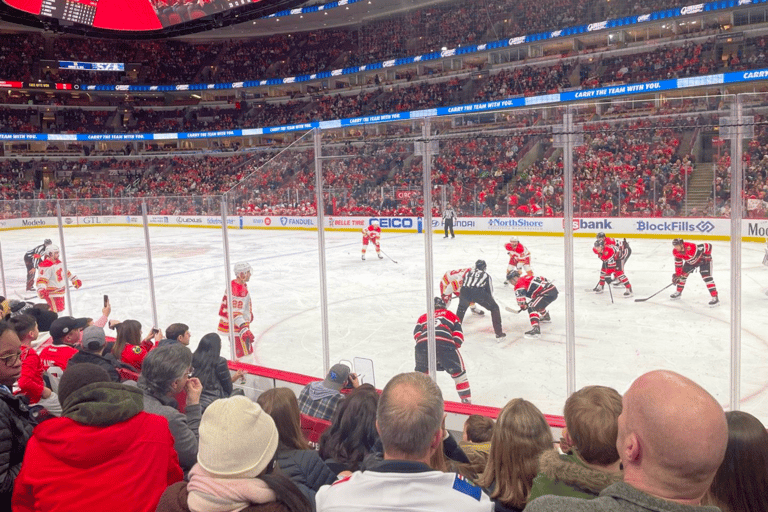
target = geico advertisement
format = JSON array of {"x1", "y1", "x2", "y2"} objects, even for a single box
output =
[{"x1": 323, "y1": 217, "x2": 418, "y2": 230}]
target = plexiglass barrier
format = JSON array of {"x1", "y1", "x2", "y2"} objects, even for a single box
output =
[{"x1": 2, "y1": 93, "x2": 767, "y2": 423}]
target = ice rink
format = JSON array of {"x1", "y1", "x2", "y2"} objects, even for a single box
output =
[{"x1": 2, "y1": 225, "x2": 767, "y2": 423}]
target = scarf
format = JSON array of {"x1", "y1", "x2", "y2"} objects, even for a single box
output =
[{"x1": 186, "y1": 464, "x2": 277, "y2": 512}]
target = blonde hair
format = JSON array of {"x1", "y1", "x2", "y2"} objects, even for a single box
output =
[{"x1": 477, "y1": 398, "x2": 552, "y2": 509}]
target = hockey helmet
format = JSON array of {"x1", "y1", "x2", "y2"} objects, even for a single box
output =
[
  {"x1": 475, "y1": 259, "x2": 487, "y2": 271},
  {"x1": 370, "y1": 219, "x2": 379, "y2": 226},
  {"x1": 594, "y1": 239, "x2": 604, "y2": 249},
  {"x1": 506, "y1": 269, "x2": 520, "y2": 282},
  {"x1": 45, "y1": 244, "x2": 59, "y2": 256},
  {"x1": 234, "y1": 261, "x2": 252, "y2": 275},
  {"x1": 434, "y1": 296, "x2": 447, "y2": 309},
  {"x1": 44, "y1": 239, "x2": 52, "y2": 245},
  {"x1": 596, "y1": 232, "x2": 605, "y2": 240},
  {"x1": 509, "y1": 236, "x2": 519, "y2": 244},
  {"x1": 672, "y1": 238, "x2": 684, "y2": 247}
]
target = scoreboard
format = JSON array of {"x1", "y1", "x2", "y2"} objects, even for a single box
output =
[{"x1": 40, "y1": 0, "x2": 98, "y2": 25}]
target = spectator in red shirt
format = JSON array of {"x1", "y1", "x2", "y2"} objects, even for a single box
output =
[
  {"x1": 111, "y1": 320, "x2": 162, "y2": 372},
  {"x1": 9, "y1": 314, "x2": 61, "y2": 417},
  {"x1": 38, "y1": 316, "x2": 88, "y2": 375}
]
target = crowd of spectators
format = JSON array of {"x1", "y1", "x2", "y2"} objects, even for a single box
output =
[
  {"x1": 5, "y1": 34, "x2": 768, "y2": 137},
  {"x1": 3, "y1": 300, "x2": 765, "y2": 512},
  {"x1": 3, "y1": 109, "x2": 766, "y2": 219},
  {"x1": 0, "y1": 0, "x2": 712, "y2": 89}
]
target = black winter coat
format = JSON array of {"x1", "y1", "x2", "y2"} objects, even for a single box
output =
[
  {"x1": 276, "y1": 448, "x2": 336, "y2": 510},
  {"x1": 0, "y1": 389, "x2": 35, "y2": 509}
]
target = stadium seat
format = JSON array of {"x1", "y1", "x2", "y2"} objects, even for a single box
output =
[{"x1": 300, "y1": 413, "x2": 331, "y2": 444}]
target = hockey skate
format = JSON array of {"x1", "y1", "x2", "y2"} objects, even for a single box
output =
[
  {"x1": 470, "y1": 306, "x2": 485, "y2": 315},
  {"x1": 495, "y1": 332, "x2": 506, "y2": 340},
  {"x1": 593, "y1": 285, "x2": 604, "y2": 294},
  {"x1": 540, "y1": 311, "x2": 551, "y2": 323},
  {"x1": 361, "y1": 254, "x2": 365, "y2": 261},
  {"x1": 709, "y1": 296, "x2": 720, "y2": 307},
  {"x1": 623, "y1": 286, "x2": 633, "y2": 297},
  {"x1": 670, "y1": 291, "x2": 682, "y2": 299},
  {"x1": 524, "y1": 325, "x2": 541, "y2": 339},
  {"x1": 377, "y1": 253, "x2": 383, "y2": 259}
]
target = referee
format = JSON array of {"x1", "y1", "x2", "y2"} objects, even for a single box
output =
[
  {"x1": 456, "y1": 260, "x2": 505, "y2": 339},
  {"x1": 442, "y1": 203, "x2": 457, "y2": 238}
]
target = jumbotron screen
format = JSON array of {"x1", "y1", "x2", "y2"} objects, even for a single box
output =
[{"x1": 3, "y1": 0, "x2": 261, "y2": 30}]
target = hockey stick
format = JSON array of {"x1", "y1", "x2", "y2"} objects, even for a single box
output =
[
  {"x1": 504, "y1": 306, "x2": 523, "y2": 314},
  {"x1": 607, "y1": 281, "x2": 614, "y2": 304},
  {"x1": 379, "y1": 249, "x2": 398, "y2": 264},
  {"x1": 634, "y1": 283, "x2": 674, "y2": 302}
]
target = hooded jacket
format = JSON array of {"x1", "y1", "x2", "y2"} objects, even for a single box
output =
[
  {"x1": 0, "y1": 388, "x2": 35, "y2": 510},
  {"x1": 298, "y1": 382, "x2": 343, "y2": 422},
  {"x1": 528, "y1": 449, "x2": 623, "y2": 501},
  {"x1": 12, "y1": 382, "x2": 183, "y2": 512}
]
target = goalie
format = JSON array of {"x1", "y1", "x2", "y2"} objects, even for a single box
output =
[{"x1": 218, "y1": 261, "x2": 255, "y2": 358}]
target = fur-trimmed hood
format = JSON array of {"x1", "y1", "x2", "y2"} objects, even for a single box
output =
[{"x1": 536, "y1": 449, "x2": 622, "y2": 496}]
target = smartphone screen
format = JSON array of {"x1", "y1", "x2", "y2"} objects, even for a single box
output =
[{"x1": 103, "y1": 294, "x2": 109, "y2": 307}]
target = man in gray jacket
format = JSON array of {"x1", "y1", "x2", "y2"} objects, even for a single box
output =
[
  {"x1": 137, "y1": 344, "x2": 202, "y2": 475},
  {"x1": 526, "y1": 370, "x2": 728, "y2": 512}
]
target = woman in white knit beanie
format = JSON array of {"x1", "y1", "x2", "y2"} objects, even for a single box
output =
[{"x1": 157, "y1": 395, "x2": 312, "y2": 512}]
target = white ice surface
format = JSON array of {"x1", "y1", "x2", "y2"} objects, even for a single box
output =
[{"x1": 2, "y1": 226, "x2": 767, "y2": 423}]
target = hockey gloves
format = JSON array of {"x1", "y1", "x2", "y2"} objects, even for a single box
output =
[
  {"x1": 73, "y1": 279, "x2": 83, "y2": 289},
  {"x1": 604, "y1": 276, "x2": 613, "y2": 285},
  {"x1": 38, "y1": 288, "x2": 49, "y2": 300},
  {"x1": 241, "y1": 329, "x2": 255, "y2": 346}
]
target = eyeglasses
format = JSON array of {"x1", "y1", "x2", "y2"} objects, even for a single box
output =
[{"x1": 0, "y1": 351, "x2": 22, "y2": 367}]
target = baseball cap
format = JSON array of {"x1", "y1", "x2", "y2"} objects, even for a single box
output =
[
  {"x1": 81, "y1": 325, "x2": 106, "y2": 351},
  {"x1": 50, "y1": 316, "x2": 89, "y2": 342},
  {"x1": 322, "y1": 363, "x2": 351, "y2": 391}
]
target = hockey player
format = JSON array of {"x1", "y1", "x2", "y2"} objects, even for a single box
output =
[
  {"x1": 506, "y1": 269, "x2": 558, "y2": 338},
  {"x1": 361, "y1": 220, "x2": 382, "y2": 260},
  {"x1": 218, "y1": 261, "x2": 255, "y2": 358},
  {"x1": 24, "y1": 239, "x2": 52, "y2": 291},
  {"x1": 671, "y1": 239, "x2": 719, "y2": 306},
  {"x1": 414, "y1": 297, "x2": 472, "y2": 403},
  {"x1": 439, "y1": 268, "x2": 485, "y2": 315},
  {"x1": 455, "y1": 260, "x2": 505, "y2": 339},
  {"x1": 596, "y1": 232, "x2": 631, "y2": 286},
  {"x1": 35, "y1": 244, "x2": 82, "y2": 313},
  {"x1": 504, "y1": 236, "x2": 533, "y2": 284},
  {"x1": 592, "y1": 238, "x2": 633, "y2": 297}
]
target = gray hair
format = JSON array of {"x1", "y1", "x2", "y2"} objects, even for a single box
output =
[
  {"x1": 377, "y1": 372, "x2": 443, "y2": 459},
  {"x1": 137, "y1": 344, "x2": 192, "y2": 397}
]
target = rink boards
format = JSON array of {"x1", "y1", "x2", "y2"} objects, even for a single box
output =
[{"x1": 2, "y1": 215, "x2": 768, "y2": 243}]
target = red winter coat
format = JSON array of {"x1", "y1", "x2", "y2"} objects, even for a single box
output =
[{"x1": 12, "y1": 411, "x2": 182, "y2": 511}]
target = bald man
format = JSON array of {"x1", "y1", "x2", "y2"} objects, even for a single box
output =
[
  {"x1": 526, "y1": 370, "x2": 728, "y2": 512},
  {"x1": 316, "y1": 372, "x2": 492, "y2": 512}
]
